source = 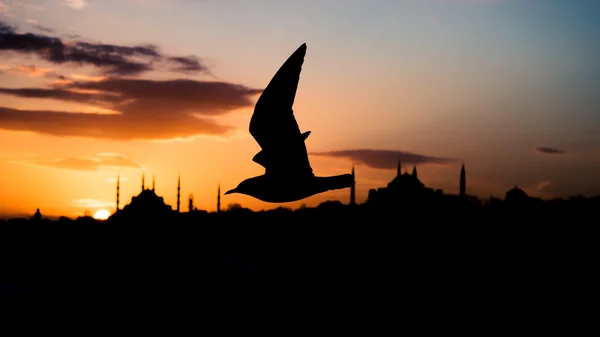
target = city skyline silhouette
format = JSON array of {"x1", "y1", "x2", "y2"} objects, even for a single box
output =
[{"x1": 6, "y1": 157, "x2": 599, "y2": 222}]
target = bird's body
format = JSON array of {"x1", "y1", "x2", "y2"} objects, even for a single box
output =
[
  {"x1": 226, "y1": 43, "x2": 353, "y2": 202},
  {"x1": 227, "y1": 174, "x2": 353, "y2": 203}
]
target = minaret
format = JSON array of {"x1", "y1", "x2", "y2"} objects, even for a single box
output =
[
  {"x1": 176, "y1": 175, "x2": 181, "y2": 213},
  {"x1": 217, "y1": 184, "x2": 221, "y2": 213},
  {"x1": 116, "y1": 173, "x2": 120, "y2": 212},
  {"x1": 188, "y1": 194, "x2": 194, "y2": 213},
  {"x1": 460, "y1": 163, "x2": 466, "y2": 198},
  {"x1": 152, "y1": 174, "x2": 155, "y2": 192},
  {"x1": 141, "y1": 172, "x2": 145, "y2": 191},
  {"x1": 412, "y1": 165, "x2": 418, "y2": 179},
  {"x1": 350, "y1": 165, "x2": 356, "y2": 206},
  {"x1": 397, "y1": 158, "x2": 401, "y2": 177}
]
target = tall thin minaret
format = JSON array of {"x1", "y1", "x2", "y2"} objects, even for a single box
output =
[
  {"x1": 217, "y1": 184, "x2": 221, "y2": 213},
  {"x1": 152, "y1": 174, "x2": 155, "y2": 192},
  {"x1": 397, "y1": 158, "x2": 401, "y2": 177},
  {"x1": 176, "y1": 175, "x2": 181, "y2": 213},
  {"x1": 460, "y1": 163, "x2": 466, "y2": 198},
  {"x1": 116, "y1": 173, "x2": 120, "y2": 212},
  {"x1": 412, "y1": 165, "x2": 418, "y2": 178},
  {"x1": 141, "y1": 172, "x2": 145, "y2": 191},
  {"x1": 350, "y1": 165, "x2": 356, "y2": 206}
]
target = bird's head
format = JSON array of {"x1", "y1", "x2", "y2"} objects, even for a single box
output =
[
  {"x1": 224, "y1": 176, "x2": 273, "y2": 201},
  {"x1": 224, "y1": 179, "x2": 255, "y2": 196}
]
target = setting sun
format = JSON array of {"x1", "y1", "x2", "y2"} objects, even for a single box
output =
[{"x1": 93, "y1": 209, "x2": 110, "y2": 220}]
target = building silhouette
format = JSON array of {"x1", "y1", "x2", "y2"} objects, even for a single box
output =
[
  {"x1": 504, "y1": 185, "x2": 537, "y2": 207},
  {"x1": 110, "y1": 174, "x2": 174, "y2": 220},
  {"x1": 367, "y1": 159, "x2": 434, "y2": 207},
  {"x1": 364, "y1": 162, "x2": 482, "y2": 208},
  {"x1": 116, "y1": 174, "x2": 120, "y2": 212},
  {"x1": 188, "y1": 194, "x2": 194, "y2": 213},
  {"x1": 32, "y1": 208, "x2": 42, "y2": 221},
  {"x1": 217, "y1": 184, "x2": 221, "y2": 213},
  {"x1": 350, "y1": 166, "x2": 356, "y2": 206},
  {"x1": 460, "y1": 164, "x2": 466, "y2": 199},
  {"x1": 176, "y1": 175, "x2": 181, "y2": 213}
]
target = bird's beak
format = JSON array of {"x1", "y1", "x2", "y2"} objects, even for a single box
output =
[{"x1": 224, "y1": 188, "x2": 236, "y2": 195}]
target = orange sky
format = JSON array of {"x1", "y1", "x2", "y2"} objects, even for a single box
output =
[{"x1": 1, "y1": 0, "x2": 599, "y2": 218}]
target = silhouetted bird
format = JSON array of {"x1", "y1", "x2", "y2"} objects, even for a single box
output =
[{"x1": 225, "y1": 43, "x2": 353, "y2": 202}]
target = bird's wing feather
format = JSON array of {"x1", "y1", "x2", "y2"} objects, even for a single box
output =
[
  {"x1": 252, "y1": 131, "x2": 311, "y2": 168},
  {"x1": 249, "y1": 43, "x2": 313, "y2": 176}
]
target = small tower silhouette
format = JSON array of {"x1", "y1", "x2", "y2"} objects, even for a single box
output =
[
  {"x1": 397, "y1": 158, "x2": 401, "y2": 177},
  {"x1": 188, "y1": 194, "x2": 194, "y2": 213},
  {"x1": 152, "y1": 174, "x2": 155, "y2": 192},
  {"x1": 116, "y1": 173, "x2": 120, "y2": 212},
  {"x1": 460, "y1": 163, "x2": 466, "y2": 198},
  {"x1": 176, "y1": 175, "x2": 181, "y2": 213},
  {"x1": 217, "y1": 184, "x2": 221, "y2": 213},
  {"x1": 33, "y1": 208, "x2": 41, "y2": 221},
  {"x1": 412, "y1": 165, "x2": 418, "y2": 178},
  {"x1": 141, "y1": 172, "x2": 145, "y2": 191},
  {"x1": 350, "y1": 165, "x2": 356, "y2": 206}
]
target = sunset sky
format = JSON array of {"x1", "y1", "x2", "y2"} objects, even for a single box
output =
[{"x1": 1, "y1": 0, "x2": 599, "y2": 218}]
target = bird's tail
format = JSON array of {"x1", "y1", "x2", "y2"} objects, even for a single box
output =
[{"x1": 317, "y1": 173, "x2": 354, "y2": 191}]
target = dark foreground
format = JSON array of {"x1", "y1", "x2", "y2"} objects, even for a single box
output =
[{"x1": 1, "y1": 208, "x2": 597, "y2": 334}]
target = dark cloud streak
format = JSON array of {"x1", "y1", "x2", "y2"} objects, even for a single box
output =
[
  {"x1": 311, "y1": 149, "x2": 457, "y2": 169},
  {"x1": 0, "y1": 77, "x2": 261, "y2": 140},
  {"x1": 168, "y1": 55, "x2": 209, "y2": 74},
  {"x1": 0, "y1": 87, "x2": 123, "y2": 104},
  {"x1": 67, "y1": 78, "x2": 262, "y2": 114},
  {"x1": 32, "y1": 24, "x2": 54, "y2": 34},
  {"x1": 0, "y1": 20, "x2": 210, "y2": 76},
  {"x1": 0, "y1": 105, "x2": 234, "y2": 140},
  {"x1": 535, "y1": 147, "x2": 566, "y2": 155}
]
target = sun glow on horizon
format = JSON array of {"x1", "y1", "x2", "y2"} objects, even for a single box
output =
[{"x1": 93, "y1": 209, "x2": 110, "y2": 220}]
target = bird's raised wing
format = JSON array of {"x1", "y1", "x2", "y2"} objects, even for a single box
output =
[{"x1": 249, "y1": 43, "x2": 313, "y2": 177}]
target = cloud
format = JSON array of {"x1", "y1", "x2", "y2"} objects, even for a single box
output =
[
  {"x1": 64, "y1": 0, "x2": 86, "y2": 10},
  {"x1": 311, "y1": 149, "x2": 457, "y2": 169},
  {"x1": 0, "y1": 64, "x2": 55, "y2": 77},
  {"x1": 72, "y1": 199, "x2": 115, "y2": 209},
  {"x1": 0, "y1": 2, "x2": 8, "y2": 13},
  {"x1": 168, "y1": 55, "x2": 210, "y2": 74},
  {"x1": 535, "y1": 147, "x2": 566, "y2": 155},
  {"x1": 536, "y1": 181, "x2": 551, "y2": 191},
  {"x1": 0, "y1": 19, "x2": 261, "y2": 140},
  {"x1": 0, "y1": 77, "x2": 261, "y2": 140},
  {"x1": 0, "y1": 87, "x2": 122, "y2": 104},
  {"x1": 62, "y1": 33, "x2": 82, "y2": 40},
  {"x1": 0, "y1": 20, "x2": 209, "y2": 76},
  {"x1": 0, "y1": 105, "x2": 230, "y2": 140},
  {"x1": 30, "y1": 22, "x2": 55, "y2": 34},
  {"x1": 19, "y1": 153, "x2": 140, "y2": 171}
]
